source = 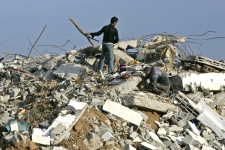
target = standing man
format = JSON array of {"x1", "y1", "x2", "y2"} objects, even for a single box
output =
[
  {"x1": 85, "y1": 16, "x2": 119, "y2": 75},
  {"x1": 137, "y1": 66, "x2": 170, "y2": 95}
]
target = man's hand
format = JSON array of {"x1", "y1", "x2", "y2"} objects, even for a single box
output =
[
  {"x1": 137, "y1": 85, "x2": 144, "y2": 90},
  {"x1": 84, "y1": 32, "x2": 90, "y2": 36}
]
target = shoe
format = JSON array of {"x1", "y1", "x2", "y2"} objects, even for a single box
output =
[{"x1": 106, "y1": 74, "x2": 114, "y2": 81}]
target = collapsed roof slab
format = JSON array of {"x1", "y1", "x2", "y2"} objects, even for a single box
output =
[
  {"x1": 170, "y1": 72, "x2": 225, "y2": 91},
  {"x1": 197, "y1": 99, "x2": 225, "y2": 139},
  {"x1": 180, "y1": 55, "x2": 225, "y2": 71}
]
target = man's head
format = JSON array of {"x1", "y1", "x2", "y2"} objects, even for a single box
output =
[
  {"x1": 143, "y1": 67, "x2": 151, "y2": 75},
  {"x1": 111, "y1": 16, "x2": 118, "y2": 26}
]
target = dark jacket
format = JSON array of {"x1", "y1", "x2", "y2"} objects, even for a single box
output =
[
  {"x1": 90, "y1": 24, "x2": 119, "y2": 44},
  {"x1": 146, "y1": 66, "x2": 170, "y2": 89}
]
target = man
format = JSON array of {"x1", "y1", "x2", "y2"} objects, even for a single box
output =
[
  {"x1": 85, "y1": 16, "x2": 119, "y2": 75},
  {"x1": 138, "y1": 66, "x2": 170, "y2": 95}
]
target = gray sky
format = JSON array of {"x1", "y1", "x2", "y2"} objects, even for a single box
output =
[{"x1": 0, "y1": 0, "x2": 225, "y2": 60}]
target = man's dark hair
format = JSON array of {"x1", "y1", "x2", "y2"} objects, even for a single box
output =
[
  {"x1": 143, "y1": 67, "x2": 151, "y2": 72},
  {"x1": 111, "y1": 16, "x2": 118, "y2": 24}
]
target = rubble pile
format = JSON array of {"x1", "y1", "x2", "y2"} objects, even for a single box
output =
[{"x1": 1, "y1": 34, "x2": 225, "y2": 150}]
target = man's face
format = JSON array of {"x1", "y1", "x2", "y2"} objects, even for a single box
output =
[{"x1": 112, "y1": 21, "x2": 117, "y2": 26}]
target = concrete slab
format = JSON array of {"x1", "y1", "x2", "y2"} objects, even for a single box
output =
[
  {"x1": 53, "y1": 63, "x2": 86, "y2": 78},
  {"x1": 122, "y1": 95, "x2": 177, "y2": 113},
  {"x1": 105, "y1": 76, "x2": 142, "y2": 94},
  {"x1": 103, "y1": 100, "x2": 143, "y2": 126},
  {"x1": 170, "y1": 72, "x2": 225, "y2": 91},
  {"x1": 197, "y1": 99, "x2": 225, "y2": 138},
  {"x1": 139, "y1": 142, "x2": 158, "y2": 150},
  {"x1": 147, "y1": 131, "x2": 163, "y2": 145}
]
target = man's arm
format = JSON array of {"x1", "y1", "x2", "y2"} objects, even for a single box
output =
[
  {"x1": 90, "y1": 27, "x2": 104, "y2": 38},
  {"x1": 114, "y1": 29, "x2": 119, "y2": 43}
]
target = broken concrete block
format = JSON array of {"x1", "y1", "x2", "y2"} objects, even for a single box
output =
[
  {"x1": 9, "y1": 88, "x2": 20, "y2": 97},
  {"x1": 123, "y1": 95, "x2": 177, "y2": 113},
  {"x1": 103, "y1": 100, "x2": 143, "y2": 126},
  {"x1": 157, "y1": 128, "x2": 167, "y2": 136},
  {"x1": 167, "y1": 125, "x2": 183, "y2": 133},
  {"x1": 147, "y1": 131, "x2": 163, "y2": 145},
  {"x1": 169, "y1": 142, "x2": 181, "y2": 150},
  {"x1": 53, "y1": 63, "x2": 86, "y2": 78},
  {"x1": 114, "y1": 50, "x2": 134, "y2": 71},
  {"x1": 168, "y1": 135, "x2": 183, "y2": 145},
  {"x1": 4, "y1": 132, "x2": 28, "y2": 145},
  {"x1": 32, "y1": 128, "x2": 50, "y2": 146},
  {"x1": 67, "y1": 100, "x2": 87, "y2": 113},
  {"x1": 114, "y1": 39, "x2": 142, "y2": 50},
  {"x1": 139, "y1": 142, "x2": 158, "y2": 150},
  {"x1": 185, "y1": 121, "x2": 200, "y2": 135},
  {"x1": 52, "y1": 147, "x2": 67, "y2": 150},
  {"x1": 133, "y1": 136, "x2": 142, "y2": 142},
  {"x1": 180, "y1": 55, "x2": 225, "y2": 71},
  {"x1": 170, "y1": 72, "x2": 225, "y2": 91},
  {"x1": 50, "y1": 124, "x2": 66, "y2": 139},
  {"x1": 185, "y1": 144, "x2": 200, "y2": 150},
  {"x1": 101, "y1": 131, "x2": 113, "y2": 141},
  {"x1": 45, "y1": 114, "x2": 76, "y2": 136},
  {"x1": 183, "y1": 129, "x2": 208, "y2": 146},
  {"x1": 201, "y1": 145, "x2": 214, "y2": 150},
  {"x1": 86, "y1": 136, "x2": 103, "y2": 150},
  {"x1": 108, "y1": 77, "x2": 142, "y2": 94},
  {"x1": 85, "y1": 57, "x2": 96, "y2": 66},
  {"x1": 129, "y1": 132, "x2": 139, "y2": 140},
  {"x1": 0, "y1": 94, "x2": 10, "y2": 103},
  {"x1": 42, "y1": 54, "x2": 64, "y2": 70},
  {"x1": 124, "y1": 144, "x2": 136, "y2": 150},
  {"x1": 42, "y1": 70, "x2": 54, "y2": 82}
]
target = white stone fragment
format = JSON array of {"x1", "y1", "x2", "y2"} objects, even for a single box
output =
[
  {"x1": 103, "y1": 100, "x2": 143, "y2": 126},
  {"x1": 187, "y1": 144, "x2": 200, "y2": 150},
  {"x1": 67, "y1": 100, "x2": 87, "y2": 113},
  {"x1": 133, "y1": 136, "x2": 142, "y2": 142},
  {"x1": 32, "y1": 128, "x2": 50, "y2": 146},
  {"x1": 157, "y1": 128, "x2": 167, "y2": 135},
  {"x1": 186, "y1": 129, "x2": 208, "y2": 145},
  {"x1": 140, "y1": 142, "x2": 158, "y2": 150},
  {"x1": 147, "y1": 131, "x2": 163, "y2": 145},
  {"x1": 10, "y1": 122, "x2": 19, "y2": 132},
  {"x1": 124, "y1": 144, "x2": 136, "y2": 150},
  {"x1": 53, "y1": 147, "x2": 67, "y2": 150},
  {"x1": 187, "y1": 121, "x2": 200, "y2": 135},
  {"x1": 53, "y1": 63, "x2": 86, "y2": 78},
  {"x1": 201, "y1": 145, "x2": 214, "y2": 150},
  {"x1": 101, "y1": 131, "x2": 113, "y2": 141}
]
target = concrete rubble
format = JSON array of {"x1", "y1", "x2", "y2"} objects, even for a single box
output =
[{"x1": 0, "y1": 34, "x2": 225, "y2": 150}]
